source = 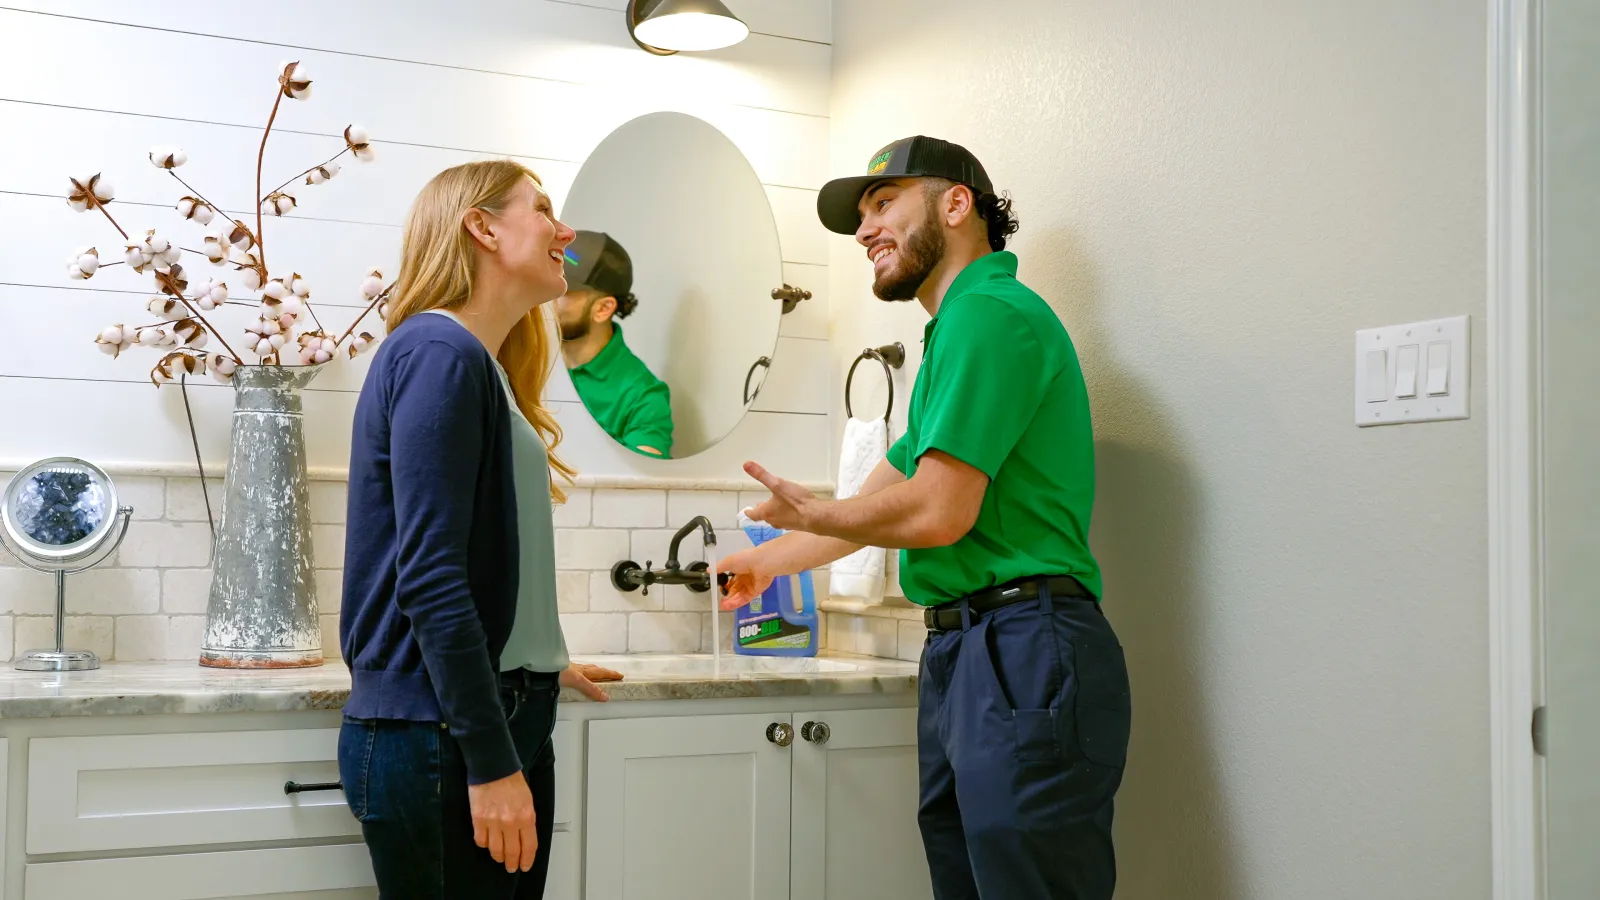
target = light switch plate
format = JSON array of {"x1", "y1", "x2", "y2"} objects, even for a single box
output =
[{"x1": 1354, "y1": 315, "x2": 1469, "y2": 426}]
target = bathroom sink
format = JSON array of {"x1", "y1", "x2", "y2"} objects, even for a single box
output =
[{"x1": 573, "y1": 654, "x2": 865, "y2": 679}]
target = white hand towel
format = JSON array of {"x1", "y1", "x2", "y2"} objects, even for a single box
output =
[{"x1": 831, "y1": 416, "x2": 890, "y2": 602}]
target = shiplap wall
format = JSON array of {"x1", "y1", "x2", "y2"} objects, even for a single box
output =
[{"x1": 0, "y1": 0, "x2": 833, "y2": 483}]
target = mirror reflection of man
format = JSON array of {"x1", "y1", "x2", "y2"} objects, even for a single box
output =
[{"x1": 557, "y1": 232, "x2": 674, "y2": 459}]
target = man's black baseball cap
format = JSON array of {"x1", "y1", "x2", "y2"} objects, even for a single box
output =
[
  {"x1": 562, "y1": 231, "x2": 632, "y2": 299},
  {"x1": 816, "y1": 136, "x2": 993, "y2": 236}
]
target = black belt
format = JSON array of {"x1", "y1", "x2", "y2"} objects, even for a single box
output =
[{"x1": 924, "y1": 576, "x2": 1095, "y2": 633}]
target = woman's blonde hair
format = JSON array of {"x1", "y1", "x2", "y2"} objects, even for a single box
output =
[{"x1": 385, "y1": 159, "x2": 577, "y2": 502}]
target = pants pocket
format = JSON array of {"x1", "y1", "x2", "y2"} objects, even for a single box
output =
[
  {"x1": 1012, "y1": 708, "x2": 1062, "y2": 763},
  {"x1": 336, "y1": 718, "x2": 373, "y2": 822},
  {"x1": 1072, "y1": 637, "x2": 1131, "y2": 768}
]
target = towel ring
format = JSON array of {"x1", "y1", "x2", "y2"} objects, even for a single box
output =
[
  {"x1": 845, "y1": 343, "x2": 906, "y2": 421},
  {"x1": 744, "y1": 356, "x2": 771, "y2": 405}
]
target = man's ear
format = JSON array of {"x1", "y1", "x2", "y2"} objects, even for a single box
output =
[
  {"x1": 593, "y1": 295, "x2": 618, "y2": 322},
  {"x1": 462, "y1": 207, "x2": 496, "y2": 251},
  {"x1": 941, "y1": 183, "x2": 977, "y2": 230}
]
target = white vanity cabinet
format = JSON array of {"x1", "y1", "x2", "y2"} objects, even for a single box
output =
[
  {"x1": 0, "y1": 678, "x2": 923, "y2": 900},
  {"x1": 582, "y1": 706, "x2": 930, "y2": 900}
]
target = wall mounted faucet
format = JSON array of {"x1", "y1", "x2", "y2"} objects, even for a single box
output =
[{"x1": 611, "y1": 516, "x2": 718, "y2": 595}]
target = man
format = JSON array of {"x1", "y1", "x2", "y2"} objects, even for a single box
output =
[
  {"x1": 717, "y1": 137, "x2": 1131, "y2": 899},
  {"x1": 557, "y1": 231, "x2": 674, "y2": 458}
]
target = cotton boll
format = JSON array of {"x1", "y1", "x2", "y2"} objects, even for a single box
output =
[
  {"x1": 160, "y1": 245, "x2": 182, "y2": 265},
  {"x1": 68, "y1": 196, "x2": 90, "y2": 212},
  {"x1": 69, "y1": 264, "x2": 88, "y2": 280},
  {"x1": 126, "y1": 246, "x2": 148, "y2": 268},
  {"x1": 176, "y1": 197, "x2": 197, "y2": 218},
  {"x1": 91, "y1": 179, "x2": 114, "y2": 202},
  {"x1": 313, "y1": 348, "x2": 333, "y2": 364},
  {"x1": 238, "y1": 267, "x2": 263, "y2": 292},
  {"x1": 208, "y1": 282, "x2": 228, "y2": 304},
  {"x1": 99, "y1": 325, "x2": 125, "y2": 345},
  {"x1": 305, "y1": 170, "x2": 325, "y2": 186},
  {"x1": 147, "y1": 235, "x2": 170, "y2": 254},
  {"x1": 360, "y1": 274, "x2": 385, "y2": 298},
  {"x1": 193, "y1": 205, "x2": 214, "y2": 226},
  {"x1": 259, "y1": 317, "x2": 281, "y2": 336},
  {"x1": 211, "y1": 355, "x2": 237, "y2": 377},
  {"x1": 319, "y1": 337, "x2": 337, "y2": 355},
  {"x1": 279, "y1": 312, "x2": 298, "y2": 330},
  {"x1": 281, "y1": 296, "x2": 304, "y2": 316},
  {"x1": 263, "y1": 280, "x2": 288, "y2": 301},
  {"x1": 345, "y1": 125, "x2": 369, "y2": 146},
  {"x1": 97, "y1": 339, "x2": 119, "y2": 356},
  {"x1": 290, "y1": 275, "x2": 309, "y2": 297},
  {"x1": 76, "y1": 252, "x2": 100, "y2": 275},
  {"x1": 196, "y1": 295, "x2": 216, "y2": 311},
  {"x1": 353, "y1": 145, "x2": 376, "y2": 163},
  {"x1": 298, "y1": 347, "x2": 318, "y2": 366},
  {"x1": 268, "y1": 333, "x2": 286, "y2": 350},
  {"x1": 244, "y1": 320, "x2": 264, "y2": 337},
  {"x1": 254, "y1": 337, "x2": 274, "y2": 357}
]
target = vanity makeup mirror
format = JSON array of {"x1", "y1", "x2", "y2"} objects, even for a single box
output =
[{"x1": 558, "y1": 112, "x2": 784, "y2": 459}]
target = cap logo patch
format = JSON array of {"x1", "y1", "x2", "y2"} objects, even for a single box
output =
[{"x1": 866, "y1": 149, "x2": 893, "y2": 175}]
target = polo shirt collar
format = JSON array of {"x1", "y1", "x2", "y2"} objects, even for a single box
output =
[
  {"x1": 571, "y1": 323, "x2": 628, "y2": 381},
  {"x1": 926, "y1": 251, "x2": 1019, "y2": 342}
]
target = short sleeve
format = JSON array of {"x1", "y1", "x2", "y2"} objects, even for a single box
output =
[
  {"x1": 913, "y1": 296, "x2": 1051, "y2": 479},
  {"x1": 888, "y1": 434, "x2": 912, "y2": 475},
  {"x1": 622, "y1": 381, "x2": 674, "y2": 458}
]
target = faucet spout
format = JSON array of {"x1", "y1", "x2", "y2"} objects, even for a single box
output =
[{"x1": 666, "y1": 516, "x2": 716, "y2": 570}]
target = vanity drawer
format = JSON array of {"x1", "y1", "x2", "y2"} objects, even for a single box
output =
[
  {"x1": 28, "y1": 729, "x2": 358, "y2": 854},
  {"x1": 24, "y1": 843, "x2": 376, "y2": 899}
]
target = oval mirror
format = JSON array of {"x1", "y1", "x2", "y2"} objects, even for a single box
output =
[{"x1": 557, "y1": 112, "x2": 783, "y2": 459}]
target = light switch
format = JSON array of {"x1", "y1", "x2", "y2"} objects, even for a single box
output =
[
  {"x1": 1426, "y1": 341, "x2": 1450, "y2": 395},
  {"x1": 1395, "y1": 345, "x2": 1420, "y2": 398},
  {"x1": 1364, "y1": 349, "x2": 1388, "y2": 402}
]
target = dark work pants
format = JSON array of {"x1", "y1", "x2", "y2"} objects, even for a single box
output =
[
  {"x1": 917, "y1": 584, "x2": 1131, "y2": 900},
  {"x1": 338, "y1": 669, "x2": 560, "y2": 900}
]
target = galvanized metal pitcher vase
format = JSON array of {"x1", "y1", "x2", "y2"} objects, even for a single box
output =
[{"x1": 201, "y1": 364, "x2": 325, "y2": 668}]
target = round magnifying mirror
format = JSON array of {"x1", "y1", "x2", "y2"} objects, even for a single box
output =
[
  {"x1": 557, "y1": 112, "x2": 783, "y2": 460},
  {"x1": 2, "y1": 457, "x2": 119, "y2": 567}
]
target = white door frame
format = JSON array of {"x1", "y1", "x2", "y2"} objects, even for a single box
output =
[{"x1": 1487, "y1": 0, "x2": 1544, "y2": 898}]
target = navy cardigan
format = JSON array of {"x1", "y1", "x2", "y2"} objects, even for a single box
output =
[{"x1": 341, "y1": 312, "x2": 522, "y2": 785}]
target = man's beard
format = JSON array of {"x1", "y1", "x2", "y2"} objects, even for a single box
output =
[
  {"x1": 872, "y1": 209, "x2": 945, "y2": 303},
  {"x1": 560, "y1": 299, "x2": 595, "y2": 341}
]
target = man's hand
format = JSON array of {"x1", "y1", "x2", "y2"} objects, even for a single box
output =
[
  {"x1": 468, "y1": 771, "x2": 537, "y2": 873},
  {"x1": 718, "y1": 545, "x2": 776, "y2": 610},
  {"x1": 743, "y1": 462, "x2": 821, "y2": 531},
  {"x1": 561, "y1": 663, "x2": 622, "y2": 701}
]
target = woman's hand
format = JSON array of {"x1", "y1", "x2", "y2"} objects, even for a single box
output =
[
  {"x1": 468, "y1": 771, "x2": 538, "y2": 873},
  {"x1": 560, "y1": 663, "x2": 622, "y2": 701},
  {"x1": 718, "y1": 546, "x2": 776, "y2": 611}
]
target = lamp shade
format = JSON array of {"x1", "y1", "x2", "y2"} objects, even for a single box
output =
[{"x1": 630, "y1": 0, "x2": 749, "y2": 53}]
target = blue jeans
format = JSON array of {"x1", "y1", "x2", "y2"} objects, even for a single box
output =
[
  {"x1": 918, "y1": 587, "x2": 1131, "y2": 899},
  {"x1": 338, "y1": 670, "x2": 560, "y2": 899}
]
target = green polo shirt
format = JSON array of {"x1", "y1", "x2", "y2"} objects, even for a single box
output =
[
  {"x1": 569, "y1": 324, "x2": 674, "y2": 458},
  {"x1": 886, "y1": 251, "x2": 1102, "y2": 605}
]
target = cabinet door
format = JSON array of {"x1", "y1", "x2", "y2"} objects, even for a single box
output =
[
  {"x1": 23, "y1": 844, "x2": 376, "y2": 899},
  {"x1": 790, "y1": 708, "x2": 932, "y2": 900},
  {"x1": 585, "y1": 713, "x2": 792, "y2": 900}
]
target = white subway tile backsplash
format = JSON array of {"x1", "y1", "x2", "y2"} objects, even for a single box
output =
[
  {"x1": 309, "y1": 482, "x2": 349, "y2": 525},
  {"x1": 897, "y1": 620, "x2": 928, "y2": 662},
  {"x1": 0, "y1": 567, "x2": 52, "y2": 615},
  {"x1": 560, "y1": 613, "x2": 628, "y2": 655},
  {"x1": 118, "y1": 476, "x2": 167, "y2": 522},
  {"x1": 115, "y1": 615, "x2": 170, "y2": 661},
  {"x1": 7, "y1": 568, "x2": 159, "y2": 617},
  {"x1": 556, "y1": 571, "x2": 589, "y2": 613},
  {"x1": 16, "y1": 615, "x2": 114, "y2": 659},
  {"x1": 312, "y1": 524, "x2": 346, "y2": 570},
  {"x1": 0, "y1": 616, "x2": 12, "y2": 661},
  {"x1": 589, "y1": 571, "x2": 663, "y2": 613},
  {"x1": 320, "y1": 614, "x2": 340, "y2": 659},
  {"x1": 552, "y1": 489, "x2": 592, "y2": 528},
  {"x1": 166, "y1": 616, "x2": 207, "y2": 661},
  {"x1": 555, "y1": 529, "x2": 630, "y2": 570},
  {"x1": 628, "y1": 612, "x2": 701, "y2": 653},
  {"x1": 662, "y1": 585, "x2": 708, "y2": 612},
  {"x1": 592, "y1": 490, "x2": 667, "y2": 529},
  {"x1": 668, "y1": 491, "x2": 742, "y2": 531},
  {"x1": 165, "y1": 477, "x2": 223, "y2": 522},
  {"x1": 700, "y1": 611, "x2": 736, "y2": 654},
  {"x1": 315, "y1": 569, "x2": 343, "y2": 611},
  {"x1": 630, "y1": 529, "x2": 685, "y2": 566},
  {"x1": 118, "y1": 521, "x2": 213, "y2": 568}
]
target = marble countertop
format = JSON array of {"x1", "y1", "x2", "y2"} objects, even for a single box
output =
[{"x1": 0, "y1": 653, "x2": 919, "y2": 719}]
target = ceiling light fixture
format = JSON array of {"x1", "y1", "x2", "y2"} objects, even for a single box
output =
[{"x1": 626, "y1": 0, "x2": 750, "y2": 56}]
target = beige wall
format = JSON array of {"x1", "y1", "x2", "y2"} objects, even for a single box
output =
[{"x1": 828, "y1": 2, "x2": 1490, "y2": 897}]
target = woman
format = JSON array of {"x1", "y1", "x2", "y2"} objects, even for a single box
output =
[{"x1": 339, "y1": 159, "x2": 619, "y2": 898}]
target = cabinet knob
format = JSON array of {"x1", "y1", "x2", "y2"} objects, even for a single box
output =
[
  {"x1": 800, "y1": 721, "x2": 831, "y2": 745},
  {"x1": 766, "y1": 722, "x2": 794, "y2": 747}
]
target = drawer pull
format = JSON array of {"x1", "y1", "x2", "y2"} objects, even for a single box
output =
[{"x1": 283, "y1": 780, "x2": 343, "y2": 795}]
